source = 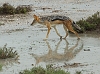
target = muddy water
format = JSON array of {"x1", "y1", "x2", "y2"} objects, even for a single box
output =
[
  {"x1": 0, "y1": 0, "x2": 100, "y2": 74},
  {"x1": 0, "y1": 25, "x2": 100, "y2": 74}
]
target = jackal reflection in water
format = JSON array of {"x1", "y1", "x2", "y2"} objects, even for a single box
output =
[{"x1": 32, "y1": 39, "x2": 83, "y2": 65}]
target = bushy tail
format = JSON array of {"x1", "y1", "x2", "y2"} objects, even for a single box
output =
[{"x1": 72, "y1": 21, "x2": 81, "y2": 31}]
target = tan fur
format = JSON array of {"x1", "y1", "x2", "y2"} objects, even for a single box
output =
[
  {"x1": 33, "y1": 15, "x2": 40, "y2": 22},
  {"x1": 31, "y1": 15, "x2": 80, "y2": 40}
]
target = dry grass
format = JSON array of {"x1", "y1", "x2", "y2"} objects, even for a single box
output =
[{"x1": 0, "y1": 44, "x2": 17, "y2": 59}]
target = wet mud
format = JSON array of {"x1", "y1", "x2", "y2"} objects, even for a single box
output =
[{"x1": 0, "y1": 0, "x2": 100, "y2": 74}]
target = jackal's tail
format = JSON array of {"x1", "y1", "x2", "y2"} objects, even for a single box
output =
[{"x1": 72, "y1": 21, "x2": 81, "y2": 31}]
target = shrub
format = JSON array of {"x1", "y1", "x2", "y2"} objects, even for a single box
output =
[
  {"x1": 0, "y1": 44, "x2": 17, "y2": 59},
  {"x1": 15, "y1": 5, "x2": 32, "y2": 14},
  {"x1": 76, "y1": 11, "x2": 100, "y2": 32},
  {"x1": 76, "y1": 19, "x2": 96, "y2": 32},
  {"x1": 19, "y1": 65, "x2": 70, "y2": 74},
  {"x1": 0, "y1": 3, "x2": 32, "y2": 15},
  {"x1": 0, "y1": 3, "x2": 15, "y2": 15},
  {"x1": 19, "y1": 65, "x2": 83, "y2": 74}
]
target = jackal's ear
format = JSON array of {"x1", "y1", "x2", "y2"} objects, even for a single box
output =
[{"x1": 33, "y1": 15, "x2": 39, "y2": 21}]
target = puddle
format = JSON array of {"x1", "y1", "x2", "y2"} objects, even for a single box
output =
[
  {"x1": 0, "y1": 0, "x2": 100, "y2": 74},
  {"x1": 31, "y1": 39, "x2": 83, "y2": 65}
]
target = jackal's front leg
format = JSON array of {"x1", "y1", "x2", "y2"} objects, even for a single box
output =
[
  {"x1": 53, "y1": 26, "x2": 62, "y2": 39},
  {"x1": 63, "y1": 25, "x2": 68, "y2": 39},
  {"x1": 43, "y1": 21, "x2": 51, "y2": 41}
]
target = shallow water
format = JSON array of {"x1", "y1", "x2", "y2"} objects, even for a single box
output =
[{"x1": 0, "y1": 0, "x2": 100, "y2": 74}]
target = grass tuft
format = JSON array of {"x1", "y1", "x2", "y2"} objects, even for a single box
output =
[
  {"x1": 19, "y1": 65, "x2": 70, "y2": 74},
  {"x1": 19, "y1": 64, "x2": 83, "y2": 74},
  {"x1": 0, "y1": 44, "x2": 17, "y2": 59}
]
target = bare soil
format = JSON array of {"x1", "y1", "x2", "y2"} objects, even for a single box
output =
[{"x1": 0, "y1": 0, "x2": 100, "y2": 74}]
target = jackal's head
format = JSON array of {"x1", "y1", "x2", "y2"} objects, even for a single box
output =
[{"x1": 31, "y1": 15, "x2": 40, "y2": 26}]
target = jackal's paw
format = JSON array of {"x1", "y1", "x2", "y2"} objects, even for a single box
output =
[
  {"x1": 60, "y1": 36, "x2": 62, "y2": 40},
  {"x1": 43, "y1": 38, "x2": 47, "y2": 41},
  {"x1": 77, "y1": 37, "x2": 80, "y2": 40}
]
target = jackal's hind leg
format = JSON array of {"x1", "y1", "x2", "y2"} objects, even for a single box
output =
[
  {"x1": 70, "y1": 29, "x2": 80, "y2": 39},
  {"x1": 64, "y1": 20, "x2": 80, "y2": 39},
  {"x1": 67, "y1": 25, "x2": 80, "y2": 39},
  {"x1": 53, "y1": 26, "x2": 62, "y2": 39}
]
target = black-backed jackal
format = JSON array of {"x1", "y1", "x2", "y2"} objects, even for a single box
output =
[{"x1": 31, "y1": 15, "x2": 81, "y2": 40}]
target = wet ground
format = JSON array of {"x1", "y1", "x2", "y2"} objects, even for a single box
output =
[{"x1": 0, "y1": 0, "x2": 100, "y2": 74}]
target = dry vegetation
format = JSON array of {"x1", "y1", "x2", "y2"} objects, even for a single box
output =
[
  {"x1": 76, "y1": 12, "x2": 100, "y2": 33},
  {"x1": 0, "y1": 44, "x2": 17, "y2": 59},
  {"x1": 0, "y1": 3, "x2": 32, "y2": 15}
]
